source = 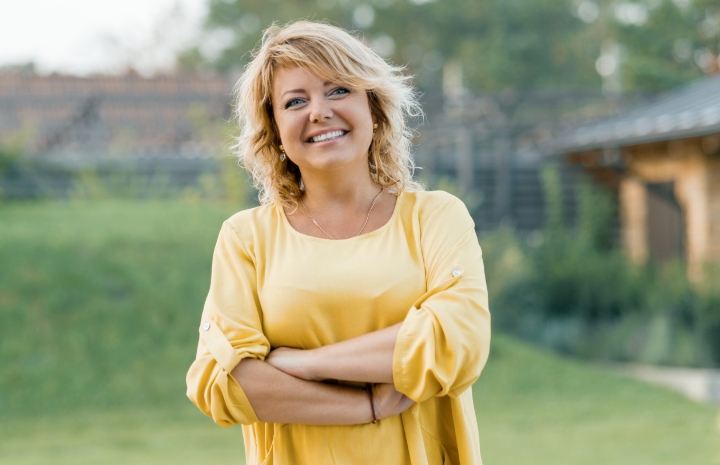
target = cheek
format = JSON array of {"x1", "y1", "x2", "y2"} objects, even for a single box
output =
[
  {"x1": 275, "y1": 112, "x2": 302, "y2": 139},
  {"x1": 354, "y1": 111, "x2": 374, "y2": 139},
  {"x1": 351, "y1": 101, "x2": 374, "y2": 133}
]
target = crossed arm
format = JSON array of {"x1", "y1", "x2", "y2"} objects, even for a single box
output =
[{"x1": 230, "y1": 322, "x2": 414, "y2": 425}]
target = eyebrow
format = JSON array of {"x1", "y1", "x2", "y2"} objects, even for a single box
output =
[{"x1": 281, "y1": 81, "x2": 334, "y2": 100}]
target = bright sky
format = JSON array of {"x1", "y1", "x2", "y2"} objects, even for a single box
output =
[{"x1": 0, "y1": 0, "x2": 208, "y2": 75}]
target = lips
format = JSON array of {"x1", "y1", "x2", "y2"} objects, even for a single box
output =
[{"x1": 307, "y1": 130, "x2": 348, "y2": 143}]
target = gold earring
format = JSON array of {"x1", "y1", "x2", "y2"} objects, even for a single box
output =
[
  {"x1": 373, "y1": 123, "x2": 378, "y2": 133},
  {"x1": 279, "y1": 145, "x2": 286, "y2": 161}
]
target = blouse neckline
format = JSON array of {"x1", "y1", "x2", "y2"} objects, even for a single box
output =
[{"x1": 276, "y1": 190, "x2": 405, "y2": 243}]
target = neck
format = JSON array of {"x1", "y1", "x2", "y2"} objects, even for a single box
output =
[{"x1": 300, "y1": 164, "x2": 380, "y2": 212}]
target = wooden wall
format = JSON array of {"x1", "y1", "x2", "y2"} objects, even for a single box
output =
[
  {"x1": 706, "y1": 135, "x2": 720, "y2": 267},
  {"x1": 608, "y1": 135, "x2": 720, "y2": 280}
]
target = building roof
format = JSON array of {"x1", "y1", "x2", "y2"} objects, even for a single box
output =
[
  {"x1": 556, "y1": 74, "x2": 720, "y2": 153},
  {"x1": 0, "y1": 72, "x2": 233, "y2": 161}
]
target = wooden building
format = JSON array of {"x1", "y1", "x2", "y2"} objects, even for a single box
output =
[
  {"x1": 0, "y1": 70, "x2": 234, "y2": 198},
  {"x1": 0, "y1": 70, "x2": 233, "y2": 159},
  {"x1": 557, "y1": 75, "x2": 720, "y2": 279}
]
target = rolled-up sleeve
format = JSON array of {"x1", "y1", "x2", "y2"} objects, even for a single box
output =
[
  {"x1": 186, "y1": 221, "x2": 270, "y2": 426},
  {"x1": 392, "y1": 196, "x2": 491, "y2": 403}
]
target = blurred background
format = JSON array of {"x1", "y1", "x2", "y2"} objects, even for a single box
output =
[{"x1": 1, "y1": 0, "x2": 719, "y2": 463}]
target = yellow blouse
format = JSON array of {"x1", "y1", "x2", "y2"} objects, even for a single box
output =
[{"x1": 186, "y1": 190, "x2": 491, "y2": 465}]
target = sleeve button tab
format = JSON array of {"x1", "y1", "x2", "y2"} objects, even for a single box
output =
[
  {"x1": 202, "y1": 322, "x2": 211, "y2": 331},
  {"x1": 452, "y1": 269, "x2": 462, "y2": 277}
]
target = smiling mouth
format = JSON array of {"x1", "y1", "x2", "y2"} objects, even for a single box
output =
[{"x1": 307, "y1": 130, "x2": 347, "y2": 143}]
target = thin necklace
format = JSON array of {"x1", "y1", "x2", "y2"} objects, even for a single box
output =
[{"x1": 299, "y1": 188, "x2": 384, "y2": 240}]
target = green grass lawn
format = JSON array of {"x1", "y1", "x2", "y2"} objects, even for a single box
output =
[
  {"x1": 475, "y1": 336, "x2": 720, "y2": 464},
  {"x1": 0, "y1": 406, "x2": 245, "y2": 465},
  {"x1": 0, "y1": 199, "x2": 238, "y2": 415},
  {"x1": 0, "y1": 200, "x2": 718, "y2": 464}
]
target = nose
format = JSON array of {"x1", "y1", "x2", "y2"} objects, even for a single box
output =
[{"x1": 308, "y1": 97, "x2": 333, "y2": 123}]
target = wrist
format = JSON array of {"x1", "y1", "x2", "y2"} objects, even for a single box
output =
[
  {"x1": 367, "y1": 384, "x2": 378, "y2": 423},
  {"x1": 351, "y1": 386, "x2": 375, "y2": 424},
  {"x1": 304, "y1": 347, "x2": 323, "y2": 381}
]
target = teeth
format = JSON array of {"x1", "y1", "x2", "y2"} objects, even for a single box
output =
[{"x1": 310, "y1": 130, "x2": 345, "y2": 143}]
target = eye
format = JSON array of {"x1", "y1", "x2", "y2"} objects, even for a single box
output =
[
  {"x1": 285, "y1": 97, "x2": 304, "y2": 109},
  {"x1": 329, "y1": 87, "x2": 350, "y2": 97}
]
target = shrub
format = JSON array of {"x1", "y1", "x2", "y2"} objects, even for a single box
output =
[{"x1": 480, "y1": 165, "x2": 720, "y2": 367}]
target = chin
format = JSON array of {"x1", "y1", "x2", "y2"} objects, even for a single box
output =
[{"x1": 307, "y1": 150, "x2": 367, "y2": 172}]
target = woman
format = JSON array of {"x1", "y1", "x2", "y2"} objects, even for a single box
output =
[{"x1": 186, "y1": 21, "x2": 491, "y2": 465}]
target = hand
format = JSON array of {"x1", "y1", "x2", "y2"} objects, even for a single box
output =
[
  {"x1": 371, "y1": 383, "x2": 415, "y2": 420},
  {"x1": 265, "y1": 347, "x2": 319, "y2": 381}
]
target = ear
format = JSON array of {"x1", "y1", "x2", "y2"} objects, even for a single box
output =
[
  {"x1": 367, "y1": 91, "x2": 382, "y2": 125},
  {"x1": 369, "y1": 101, "x2": 378, "y2": 124}
]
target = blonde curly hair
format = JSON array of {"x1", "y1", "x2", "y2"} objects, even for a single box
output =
[{"x1": 232, "y1": 20, "x2": 424, "y2": 207}]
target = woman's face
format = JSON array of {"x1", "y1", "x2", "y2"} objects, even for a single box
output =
[{"x1": 271, "y1": 66, "x2": 375, "y2": 175}]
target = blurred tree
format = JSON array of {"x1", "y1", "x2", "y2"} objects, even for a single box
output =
[
  {"x1": 179, "y1": 0, "x2": 716, "y2": 95},
  {"x1": 582, "y1": 0, "x2": 717, "y2": 93}
]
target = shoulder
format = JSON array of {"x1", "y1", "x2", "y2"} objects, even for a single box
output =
[
  {"x1": 400, "y1": 190, "x2": 474, "y2": 229},
  {"x1": 220, "y1": 203, "x2": 280, "y2": 246},
  {"x1": 225, "y1": 203, "x2": 277, "y2": 228}
]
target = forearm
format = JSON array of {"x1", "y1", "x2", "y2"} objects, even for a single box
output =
[
  {"x1": 231, "y1": 358, "x2": 372, "y2": 425},
  {"x1": 307, "y1": 322, "x2": 402, "y2": 384}
]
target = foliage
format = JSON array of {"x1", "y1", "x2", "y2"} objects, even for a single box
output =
[
  {"x1": 0, "y1": 143, "x2": 21, "y2": 178},
  {"x1": 0, "y1": 159, "x2": 252, "y2": 204},
  {"x1": 184, "y1": 0, "x2": 717, "y2": 95},
  {"x1": 608, "y1": 0, "x2": 720, "y2": 92},
  {"x1": 481, "y1": 164, "x2": 720, "y2": 367},
  {"x1": 67, "y1": 158, "x2": 252, "y2": 205},
  {"x1": 0, "y1": 143, "x2": 28, "y2": 201}
]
